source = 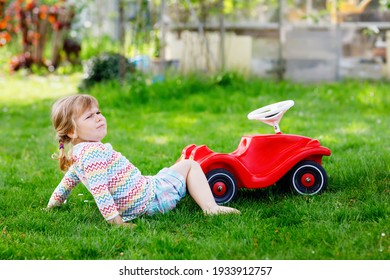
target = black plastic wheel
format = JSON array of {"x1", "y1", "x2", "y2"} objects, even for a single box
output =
[
  {"x1": 289, "y1": 160, "x2": 328, "y2": 195},
  {"x1": 206, "y1": 169, "x2": 238, "y2": 204}
]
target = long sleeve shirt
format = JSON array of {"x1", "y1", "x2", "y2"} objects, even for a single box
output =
[{"x1": 47, "y1": 142, "x2": 155, "y2": 221}]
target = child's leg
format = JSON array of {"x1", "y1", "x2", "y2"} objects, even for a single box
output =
[{"x1": 170, "y1": 160, "x2": 240, "y2": 215}]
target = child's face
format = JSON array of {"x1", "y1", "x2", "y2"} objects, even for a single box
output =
[{"x1": 69, "y1": 105, "x2": 107, "y2": 144}]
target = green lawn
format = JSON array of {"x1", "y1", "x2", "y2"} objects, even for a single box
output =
[{"x1": 0, "y1": 72, "x2": 388, "y2": 260}]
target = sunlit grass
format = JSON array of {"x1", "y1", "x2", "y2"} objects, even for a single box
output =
[
  {"x1": 0, "y1": 72, "x2": 388, "y2": 260},
  {"x1": 0, "y1": 73, "x2": 82, "y2": 105}
]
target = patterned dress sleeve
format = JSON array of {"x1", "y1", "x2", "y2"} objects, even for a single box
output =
[
  {"x1": 47, "y1": 167, "x2": 80, "y2": 208},
  {"x1": 81, "y1": 143, "x2": 120, "y2": 221}
]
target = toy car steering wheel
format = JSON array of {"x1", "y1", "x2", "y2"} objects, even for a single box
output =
[{"x1": 248, "y1": 100, "x2": 294, "y2": 134}]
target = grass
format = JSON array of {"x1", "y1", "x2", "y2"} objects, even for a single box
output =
[{"x1": 0, "y1": 71, "x2": 388, "y2": 260}]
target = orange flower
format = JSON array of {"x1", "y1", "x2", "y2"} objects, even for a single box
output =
[
  {"x1": 0, "y1": 19, "x2": 7, "y2": 29},
  {"x1": 0, "y1": 31, "x2": 11, "y2": 46},
  {"x1": 26, "y1": 0, "x2": 35, "y2": 11},
  {"x1": 39, "y1": 5, "x2": 48, "y2": 20},
  {"x1": 32, "y1": 31, "x2": 40, "y2": 44},
  {"x1": 48, "y1": 15, "x2": 56, "y2": 24}
]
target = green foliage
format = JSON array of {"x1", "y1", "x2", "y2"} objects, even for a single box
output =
[
  {"x1": 80, "y1": 36, "x2": 122, "y2": 60},
  {"x1": 171, "y1": 0, "x2": 276, "y2": 23},
  {"x1": 0, "y1": 73, "x2": 389, "y2": 260},
  {"x1": 214, "y1": 71, "x2": 246, "y2": 86},
  {"x1": 79, "y1": 52, "x2": 136, "y2": 89},
  {"x1": 379, "y1": 0, "x2": 390, "y2": 10}
]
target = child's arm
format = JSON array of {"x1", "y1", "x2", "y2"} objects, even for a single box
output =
[
  {"x1": 47, "y1": 167, "x2": 80, "y2": 208},
  {"x1": 81, "y1": 143, "x2": 122, "y2": 223}
]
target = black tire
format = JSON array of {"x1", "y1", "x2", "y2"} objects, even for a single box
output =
[
  {"x1": 206, "y1": 169, "x2": 238, "y2": 204},
  {"x1": 289, "y1": 160, "x2": 328, "y2": 195}
]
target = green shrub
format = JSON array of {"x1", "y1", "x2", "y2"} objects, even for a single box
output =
[
  {"x1": 79, "y1": 52, "x2": 135, "y2": 89},
  {"x1": 214, "y1": 71, "x2": 246, "y2": 87}
]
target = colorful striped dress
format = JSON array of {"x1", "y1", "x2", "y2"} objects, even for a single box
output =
[{"x1": 47, "y1": 142, "x2": 155, "y2": 222}]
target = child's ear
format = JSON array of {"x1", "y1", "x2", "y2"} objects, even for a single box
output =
[{"x1": 67, "y1": 130, "x2": 77, "y2": 139}]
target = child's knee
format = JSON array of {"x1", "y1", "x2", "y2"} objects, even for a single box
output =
[
  {"x1": 186, "y1": 159, "x2": 200, "y2": 169},
  {"x1": 171, "y1": 159, "x2": 201, "y2": 177}
]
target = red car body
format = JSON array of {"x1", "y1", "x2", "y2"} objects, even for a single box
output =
[{"x1": 180, "y1": 133, "x2": 331, "y2": 204}]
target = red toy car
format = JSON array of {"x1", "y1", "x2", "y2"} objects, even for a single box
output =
[{"x1": 179, "y1": 100, "x2": 331, "y2": 204}]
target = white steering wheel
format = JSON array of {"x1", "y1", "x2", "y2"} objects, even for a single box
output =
[{"x1": 248, "y1": 100, "x2": 294, "y2": 133}]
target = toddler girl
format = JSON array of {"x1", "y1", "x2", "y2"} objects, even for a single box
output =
[{"x1": 47, "y1": 94, "x2": 240, "y2": 226}]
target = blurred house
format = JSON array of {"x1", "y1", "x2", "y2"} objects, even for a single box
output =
[{"x1": 82, "y1": 0, "x2": 390, "y2": 82}]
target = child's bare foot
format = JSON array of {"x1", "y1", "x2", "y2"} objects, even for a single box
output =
[{"x1": 204, "y1": 205, "x2": 241, "y2": 215}]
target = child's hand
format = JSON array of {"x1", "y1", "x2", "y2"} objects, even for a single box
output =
[{"x1": 108, "y1": 215, "x2": 136, "y2": 228}]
